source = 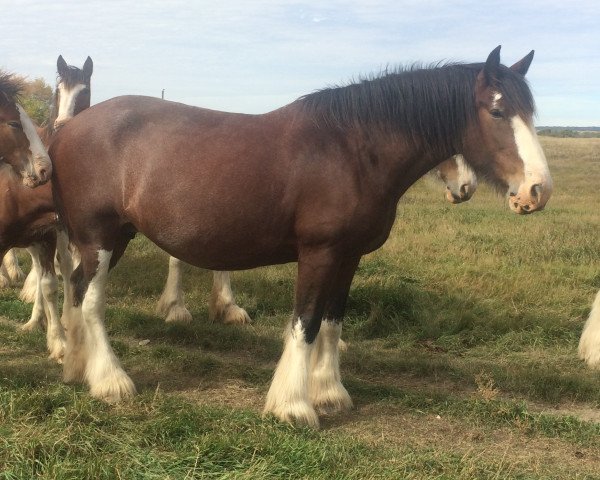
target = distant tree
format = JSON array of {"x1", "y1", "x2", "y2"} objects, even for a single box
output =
[{"x1": 18, "y1": 76, "x2": 53, "y2": 125}]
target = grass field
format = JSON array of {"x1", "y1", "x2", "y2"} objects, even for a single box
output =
[{"x1": 1, "y1": 137, "x2": 599, "y2": 479}]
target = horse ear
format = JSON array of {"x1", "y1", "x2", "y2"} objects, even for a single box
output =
[
  {"x1": 482, "y1": 45, "x2": 502, "y2": 86},
  {"x1": 83, "y1": 56, "x2": 93, "y2": 77},
  {"x1": 57, "y1": 55, "x2": 68, "y2": 76},
  {"x1": 510, "y1": 50, "x2": 534, "y2": 76}
]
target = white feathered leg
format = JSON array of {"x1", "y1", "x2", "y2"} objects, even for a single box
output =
[
  {"x1": 156, "y1": 256, "x2": 193, "y2": 323},
  {"x1": 56, "y1": 230, "x2": 74, "y2": 328},
  {"x1": 309, "y1": 320, "x2": 352, "y2": 415},
  {"x1": 82, "y1": 249, "x2": 136, "y2": 402},
  {"x1": 20, "y1": 246, "x2": 46, "y2": 332},
  {"x1": 40, "y1": 267, "x2": 66, "y2": 363},
  {"x1": 209, "y1": 271, "x2": 251, "y2": 324},
  {"x1": 3, "y1": 249, "x2": 25, "y2": 284},
  {"x1": 263, "y1": 321, "x2": 319, "y2": 428},
  {"x1": 579, "y1": 289, "x2": 600, "y2": 368},
  {"x1": 19, "y1": 262, "x2": 38, "y2": 303}
]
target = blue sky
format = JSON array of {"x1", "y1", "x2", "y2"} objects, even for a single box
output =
[{"x1": 3, "y1": 0, "x2": 599, "y2": 125}]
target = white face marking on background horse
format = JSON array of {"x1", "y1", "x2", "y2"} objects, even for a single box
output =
[
  {"x1": 454, "y1": 154, "x2": 477, "y2": 191},
  {"x1": 55, "y1": 83, "x2": 86, "y2": 128},
  {"x1": 16, "y1": 104, "x2": 51, "y2": 184}
]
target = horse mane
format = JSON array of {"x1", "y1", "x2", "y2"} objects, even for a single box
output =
[
  {"x1": 297, "y1": 62, "x2": 535, "y2": 160},
  {"x1": 0, "y1": 71, "x2": 23, "y2": 103}
]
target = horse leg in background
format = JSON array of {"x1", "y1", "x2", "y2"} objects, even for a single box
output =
[
  {"x1": 1, "y1": 249, "x2": 25, "y2": 286},
  {"x1": 19, "y1": 254, "x2": 38, "y2": 302},
  {"x1": 209, "y1": 271, "x2": 251, "y2": 324},
  {"x1": 56, "y1": 229, "x2": 74, "y2": 325},
  {"x1": 263, "y1": 248, "x2": 342, "y2": 428},
  {"x1": 156, "y1": 256, "x2": 193, "y2": 323},
  {"x1": 309, "y1": 257, "x2": 359, "y2": 415},
  {"x1": 19, "y1": 246, "x2": 47, "y2": 332},
  {"x1": 21, "y1": 235, "x2": 66, "y2": 362},
  {"x1": 63, "y1": 236, "x2": 136, "y2": 401},
  {"x1": 578, "y1": 289, "x2": 600, "y2": 368}
]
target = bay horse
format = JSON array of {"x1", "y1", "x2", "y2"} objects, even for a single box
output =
[
  {"x1": 155, "y1": 153, "x2": 477, "y2": 328},
  {"x1": 50, "y1": 46, "x2": 552, "y2": 428}
]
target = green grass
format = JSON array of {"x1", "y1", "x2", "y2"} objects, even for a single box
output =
[{"x1": 1, "y1": 137, "x2": 599, "y2": 478}]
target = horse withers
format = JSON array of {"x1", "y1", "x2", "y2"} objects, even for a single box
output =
[{"x1": 49, "y1": 46, "x2": 552, "y2": 428}]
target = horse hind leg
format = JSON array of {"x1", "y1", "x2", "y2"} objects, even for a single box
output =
[
  {"x1": 579, "y1": 288, "x2": 600, "y2": 368},
  {"x1": 209, "y1": 271, "x2": 250, "y2": 324},
  {"x1": 19, "y1": 246, "x2": 47, "y2": 333},
  {"x1": 2, "y1": 249, "x2": 25, "y2": 284},
  {"x1": 64, "y1": 236, "x2": 136, "y2": 401},
  {"x1": 156, "y1": 256, "x2": 193, "y2": 323},
  {"x1": 19, "y1": 259, "x2": 39, "y2": 303}
]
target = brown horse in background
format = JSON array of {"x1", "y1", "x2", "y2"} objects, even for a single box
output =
[
  {"x1": 1, "y1": 56, "x2": 94, "y2": 292},
  {"x1": 0, "y1": 72, "x2": 51, "y2": 186},
  {"x1": 50, "y1": 46, "x2": 552, "y2": 428}
]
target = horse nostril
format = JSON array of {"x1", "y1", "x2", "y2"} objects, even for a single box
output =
[
  {"x1": 523, "y1": 204, "x2": 530, "y2": 211},
  {"x1": 531, "y1": 183, "x2": 543, "y2": 203},
  {"x1": 459, "y1": 184, "x2": 469, "y2": 197},
  {"x1": 39, "y1": 168, "x2": 47, "y2": 179}
]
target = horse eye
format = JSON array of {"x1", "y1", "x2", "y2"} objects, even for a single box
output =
[
  {"x1": 490, "y1": 109, "x2": 504, "y2": 119},
  {"x1": 7, "y1": 121, "x2": 22, "y2": 130}
]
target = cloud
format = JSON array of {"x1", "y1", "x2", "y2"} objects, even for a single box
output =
[{"x1": 2, "y1": 0, "x2": 599, "y2": 124}]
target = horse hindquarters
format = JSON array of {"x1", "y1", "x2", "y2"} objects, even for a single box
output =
[{"x1": 263, "y1": 249, "x2": 359, "y2": 428}]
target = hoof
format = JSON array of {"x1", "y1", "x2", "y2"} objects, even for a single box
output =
[
  {"x1": 164, "y1": 305, "x2": 193, "y2": 324},
  {"x1": 20, "y1": 319, "x2": 42, "y2": 332},
  {"x1": 222, "y1": 305, "x2": 251, "y2": 325},
  {"x1": 311, "y1": 384, "x2": 353, "y2": 415},
  {"x1": 263, "y1": 400, "x2": 320, "y2": 429},
  {"x1": 48, "y1": 339, "x2": 66, "y2": 364},
  {"x1": 89, "y1": 370, "x2": 137, "y2": 403},
  {"x1": 0, "y1": 273, "x2": 10, "y2": 289}
]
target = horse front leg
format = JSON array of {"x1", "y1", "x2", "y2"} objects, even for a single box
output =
[
  {"x1": 209, "y1": 271, "x2": 251, "y2": 324},
  {"x1": 156, "y1": 256, "x2": 193, "y2": 323},
  {"x1": 579, "y1": 289, "x2": 600, "y2": 368},
  {"x1": 263, "y1": 248, "x2": 341, "y2": 429},
  {"x1": 309, "y1": 256, "x2": 359, "y2": 415},
  {"x1": 64, "y1": 242, "x2": 136, "y2": 401}
]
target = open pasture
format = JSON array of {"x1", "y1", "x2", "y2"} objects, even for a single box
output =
[{"x1": 1, "y1": 137, "x2": 599, "y2": 479}]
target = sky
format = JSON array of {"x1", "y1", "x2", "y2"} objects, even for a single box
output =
[{"x1": 3, "y1": 0, "x2": 599, "y2": 126}]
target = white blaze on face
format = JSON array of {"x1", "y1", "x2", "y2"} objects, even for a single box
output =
[
  {"x1": 16, "y1": 104, "x2": 48, "y2": 162},
  {"x1": 55, "y1": 82, "x2": 86, "y2": 125},
  {"x1": 510, "y1": 115, "x2": 552, "y2": 189},
  {"x1": 492, "y1": 92, "x2": 503, "y2": 109}
]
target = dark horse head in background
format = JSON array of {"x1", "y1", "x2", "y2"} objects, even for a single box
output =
[
  {"x1": 0, "y1": 72, "x2": 52, "y2": 187},
  {"x1": 51, "y1": 55, "x2": 93, "y2": 132},
  {"x1": 49, "y1": 46, "x2": 552, "y2": 428}
]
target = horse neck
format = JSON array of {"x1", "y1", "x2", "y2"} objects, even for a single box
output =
[{"x1": 348, "y1": 125, "x2": 461, "y2": 201}]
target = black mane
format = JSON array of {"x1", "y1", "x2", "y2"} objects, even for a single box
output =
[
  {"x1": 0, "y1": 71, "x2": 23, "y2": 103},
  {"x1": 298, "y1": 62, "x2": 535, "y2": 159}
]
